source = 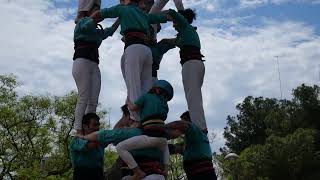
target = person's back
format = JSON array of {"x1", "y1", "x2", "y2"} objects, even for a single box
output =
[
  {"x1": 70, "y1": 138, "x2": 104, "y2": 180},
  {"x1": 165, "y1": 111, "x2": 217, "y2": 180},
  {"x1": 115, "y1": 80, "x2": 174, "y2": 179},
  {"x1": 70, "y1": 113, "x2": 105, "y2": 180},
  {"x1": 181, "y1": 112, "x2": 216, "y2": 180}
]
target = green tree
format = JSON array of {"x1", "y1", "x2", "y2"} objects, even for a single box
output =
[
  {"x1": 223, "y1": 96, "x2": 278, "y2": 154},
  {"x1": 219, "y1": 84, "x2": 320, "y2": 180},
  {"x1": 0, "y1": 74, "x2": 108, "y2": 179}
]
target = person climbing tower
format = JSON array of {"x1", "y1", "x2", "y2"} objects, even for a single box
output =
[
  {"x1": 72, "y1": 0, "x2": 119, "y2": 135},
  {"x1": 90, "y1": 0, "x2": 172, "y2": 122},
  {"x1": 165, "y1": 8, "x2": 208, "y2": 132},
  {"x1": 115, "y1": 80, "x2": 174, "y2": 180}
]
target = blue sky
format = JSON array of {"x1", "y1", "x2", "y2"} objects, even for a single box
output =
[{"x1": 1, "y1": 0, "x2": 320, "y2": 152}]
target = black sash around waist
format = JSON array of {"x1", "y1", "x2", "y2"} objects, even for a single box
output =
[
  {"x1": 124, "y1": 30, "x2": 147, "y2": 49},
  {"x1": 179, "y1": 45, "x2": 204, "y2": 65},
  {"x1": 183, "y1": 158, "x2": 215, "y2": 176},
  {"x1": 73, "y1": 41, "x2": 99, "y2": 64},
  {"x1": 73, "y1": 167, "x2": 103, "y2": 180}
]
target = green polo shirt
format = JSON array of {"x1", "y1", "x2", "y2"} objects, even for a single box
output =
[
  {"x1": 74, "y1": 17, "x2": 115, "y2": 46},
  {"x1": 169, "y1": 9, "x2": 201, "y2": 49},
  {"x1": 135, "y1": 93, "x2": 168, "y2": 122},
  {"x1": 184, "y1": 123, "x2": 212, "y2": 161},
  {"x1": 70, "y1": 137, "x2": 105, "y2": 168},
  {"x1": 100, "y1": 3, "x2": 168, "y2": 36}
]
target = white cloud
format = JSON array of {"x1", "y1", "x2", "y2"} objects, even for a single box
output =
[
  {"x1": 239, "y1": 0, "x2": 320, "y2": 8},
  {"x1": 1, "y1": 0, "x2": 320, "y2": 152}
]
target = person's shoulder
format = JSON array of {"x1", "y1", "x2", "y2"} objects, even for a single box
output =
[{"x1": 77, "y1": 17, "x2": 92, "y2": 23}]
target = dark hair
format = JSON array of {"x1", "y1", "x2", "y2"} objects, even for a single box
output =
[
  {"x1": 131, "y1": 0, "x2": 141, "y2": 3},
  {"x1": 178, "y1": 8, "x2": 196, "y2": 24},
  {"x1": 82, "y1": 113, "x2": 100, "y2": 126},
  {"x1": 121, "y1": 104, "x2": 130, "y2": 116},
  {"x1": 148, "y1": 87, "x2": 169, "y2": 100},
  {"x1": 180, "y1": 111, "x2": 191, "y2": 122}
]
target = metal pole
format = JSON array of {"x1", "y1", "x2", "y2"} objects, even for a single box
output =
[
  {"x1": 108, "y1": 108, "x2": 111, "y2": 127},
  {"x1": 318, "y1": 64, "x2": 320, "y2": 82},
  {"x1": 275, "y1": 56, "x2": 283, "y2": 99}
]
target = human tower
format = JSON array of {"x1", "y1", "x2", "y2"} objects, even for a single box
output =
[{"x1": 70, "y1": 0, "x2": 217, "y2": 179}]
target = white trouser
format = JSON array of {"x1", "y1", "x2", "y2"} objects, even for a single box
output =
[
  {"x1": 72, "y1": 58, "x2": 101, "y2": 131},
  {"x1": 122, "y1": 174, "x2": 165, "y2": 180},
  {"x1": 78, "y1": 0, "x2": 101, "y2": 12},
  {"x1": 122, "y1": 44, "x2": 153, "y2": 121},
  {"x1": 149, "y1": 0, "x2": 184, "y2": 40},
  {"x1": 150, "y1": 0, "x2": 184, "y2": 13},
  {"x1": 182, "y1": 60, "x2": 207, "y2": 130},
  {"x1": 116, "y1": 135, "x2": 169, "y2": 169}
]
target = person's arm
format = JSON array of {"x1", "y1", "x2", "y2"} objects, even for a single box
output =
[
  {"x1": 71, "y1": 137, "x2": 99, "y2": 151},
  {"x1": 165, "y1": 120, "x2": 190, "y2": 139},
  {"x1": 91, "y1": 5, "x2": 122, "y2": 23},
  {"x1": 149, "y1": 0, "x2": 169, "y2": 13},
  {"x1": 126, "y1": 99, "x2": 140, "y2": 111},
  {"x1": 149, "y1": 0, "x2": 184, "y2": 13},
  {"x1": 147, "y1": 13, "x2": 169, "y2": 24},
  {"x1": 126, "y1": 95, "x2": 145, "y2": 112},
  {"x1": 77, "y1": 131, "x2": 99, "y2": 141},
  {"x1": 90, "y1": 10, "x2": 104, "y2": 23},
  {"x1": 168, "y1": 9, "x2": 188, "y2": 29},
  {"x1": 102, "y1": 18, "x2": 120, "y2": 39},
  {"x1": 157, "y1": 38, "x2": 177, "y2": 51},
  {"x1": 158, "y1": 38, "x2": 176, "y2": 45}
]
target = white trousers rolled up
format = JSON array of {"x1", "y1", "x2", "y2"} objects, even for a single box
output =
[
  {"x1": 182, "y1": 60, "x2": 207, "y2": 130},
  {"x1": 72, "y1": 58, "x2": 101, "y2": 131},
  {"x1": 122, "y1": 44, "x2": 153, "y2": 121},
  {"x1": 150, "y1": 0, "x2": 184, "y2": 13},
  {"x1": 116, "y1": 135, "x2": 169, "y2": 169}
]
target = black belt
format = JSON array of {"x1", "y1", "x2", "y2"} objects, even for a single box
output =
[
  {"x1": 179, "y1": 45, "x2": 204, "y2": 65},
  {"x1": 124, "y1": 31, "x2": 147, "y2": 49},
  {"x1": 73, "y1": 41, "x2": 99, "y2": 64},
  {"x1": 183, "y1": 159, "x2": 214, "y2": 176},
  {"x1": 73, "y1": 167, "x2": 103, "y2": 180}
]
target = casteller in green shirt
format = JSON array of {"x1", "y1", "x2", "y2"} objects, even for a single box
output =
[
  {"x1": 168, "y1": 9, "x2": 201, "y2": 49},
  {"x1": 100, "y1": 2, "x2": 168, "y2": 36}
]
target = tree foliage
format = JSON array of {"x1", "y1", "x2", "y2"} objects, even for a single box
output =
[
  {"x1": 0, "y1": 74, "x2": 108, "y2": 179},
  {"x1": 219, "y1": 84, "x2": 320, "y2": 179}
]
